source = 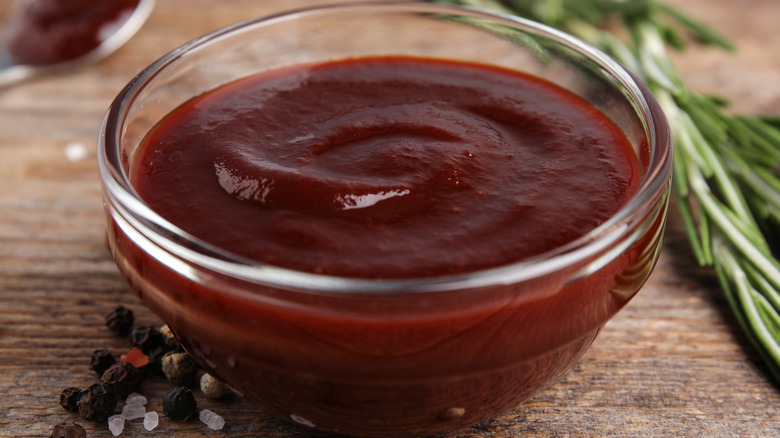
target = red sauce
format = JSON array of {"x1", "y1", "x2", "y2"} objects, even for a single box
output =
[
  {"x1": 131, "y1": 56, "x2": 639, "y2": 279},
  {"x1": 4, "y1": 0, "x2": 140, "y2": 66}
]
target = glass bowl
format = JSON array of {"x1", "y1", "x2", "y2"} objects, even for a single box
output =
[{"x1": 98, "y1": 2, "x2": 672, "y2": 436}]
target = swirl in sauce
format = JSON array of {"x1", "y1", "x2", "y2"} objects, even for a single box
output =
[{"x1": 132, "y1": 57, "x2": 639, "y2": 279}]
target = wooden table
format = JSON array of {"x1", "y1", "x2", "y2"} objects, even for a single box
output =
[{"x1": 1, "y1": 0, "x2": 778, "y2": 436}]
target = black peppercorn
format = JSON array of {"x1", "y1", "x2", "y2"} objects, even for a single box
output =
[
  {"x1": 105, "y1": 305, "x2": 134, "y2": 335},
  {"x1": 130, "y1": 325, "x2": 164, "y2": 354},
  {"x1": 146, "y1": 344, "x2": 169, "y2": 375},
  {"x1": 161, "y1": 351, "x2": 199, "y2": 386},
  {"x1": 89, "y1": 349, "x2": 116, "y2": 376},
  {"x1": 59, "y1": 387, "x2": 82, "y2": 412},
  {"x1": 163, "y1": 386, "x2": 197, "y2": 422},
  {"x1": 77, "y1": 383, "x2": 117, "y2": 422},
  {"x1": 50, "y1": 421, "x2": 86, "y2": 438},
  {"x1": 101, "y1": 361, "x2": 143, "y2": 397}
]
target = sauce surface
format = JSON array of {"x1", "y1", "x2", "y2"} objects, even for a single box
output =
[{"x1": 131, "y1": 56, "x2": 640, "y2": 279}]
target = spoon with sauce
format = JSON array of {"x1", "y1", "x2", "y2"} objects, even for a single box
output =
[{"x1": 0, "y1": 0, "x2": 154, "y2": 87}]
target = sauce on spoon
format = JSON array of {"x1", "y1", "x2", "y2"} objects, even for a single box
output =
[
  {"x1": 3, "y1": 0, "x2": 142, "y2": 66},
  {"x1": 0, "y1": 0, "x2": 153, "y2": 86}
]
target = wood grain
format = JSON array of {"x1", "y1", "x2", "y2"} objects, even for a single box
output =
[{"x1": 1, "y1": 0, "x2": 778, "y2": 437}]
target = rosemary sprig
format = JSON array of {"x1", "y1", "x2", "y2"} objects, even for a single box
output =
[{"x1": 433, "y1": 0, "x2": 780, "y2": 382}]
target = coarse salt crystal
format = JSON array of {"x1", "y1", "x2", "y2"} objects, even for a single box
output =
[
  {"x1": 108, "y1": 414, "x2": 125, "y2": 436},
  {"x1": 125, "y1": 392, "x2": 147, "y2": 406},
  {"x1": 122, "y1": 403, "x2": 146, "y2": 421},
  {"x1": 199, "y1": 408, "x2": 225, "y2": 430},
  {"x1": 143, "y1": 411, "x2": 159, "y2": 431}
]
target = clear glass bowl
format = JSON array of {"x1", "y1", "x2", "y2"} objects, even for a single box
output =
[{"x1": 98, "y1": 2, "x2": 672, "y2": 436}]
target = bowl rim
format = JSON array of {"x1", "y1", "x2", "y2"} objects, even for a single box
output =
[{"x1": 98, "y1": 0, "x2": 673, "y2": 294}]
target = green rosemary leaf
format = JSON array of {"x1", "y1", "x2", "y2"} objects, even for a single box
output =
[
  {"x1": 714, "y1": 238, "x2": 780, "y2": 381},
  {"x1": 758, "y1": 115, "x2": 780, "y2": 129},
  {"x1": 723, "y1": 117, "x2": 758, "y2": 154},
  {"x1": 755, "y1": 293, "x2": 780, "y2": 343},
  {"x1": 744, "y1": 262, "x2": 780, "y2": 317},
  {"x1": 675, "y1": 111, "x2": 713, "y2": 176},
  {"x1": 707, "y1": 94, "x2": 731, "y2": 107},
  {"x1": 679, "y1": 206, "x2": 707, "y2": 265},
  {"x1": 729, "y1": 144, "x2": 779, "y2": 169},
  {"x1": 676, "y1": 94, "x2": 729, "y2": 145},
  {"x1": 661, "y1": 24, "x2": 687, "y2": 51},
  {"x1": 728, "y1": 160, "x2": 780, "y2": 209},
  {"x1": 719, "y1": 200, "x2": 771, "y2": 256},
  {"x1": 656, "y1": 3, "x2": 737, "y2": 50},
  {"x1": 699, "y1": 204, "x2": 714, "y2": 266},
  {"x1": 737, "y1": 116, "x2": 780, "y2": 159}
]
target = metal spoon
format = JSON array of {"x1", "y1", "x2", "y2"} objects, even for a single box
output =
[{"x1": 0, "y1": 0, "x2": 155, "y2": 88}]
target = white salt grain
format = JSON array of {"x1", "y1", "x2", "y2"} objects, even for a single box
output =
[
  {"x1": 125, "y1": 392, "x2": 147, "y2": 406},
  {"x1": 143, "y1": 411, "x2": 159, "y2": 431},
  {"x1": 108, "y1": 414, "x2": 125, "y2": 436},
  {"x1": 199, "y1": 408, "x2": 225, "y2": 431},
  {"x1": 122, "y1": 403, "x2": 146, "y2": 421}
]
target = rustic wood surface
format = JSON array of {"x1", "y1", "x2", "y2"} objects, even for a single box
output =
[{"x1": 1, "y1": 0, "x2": 778, "y2": 437}]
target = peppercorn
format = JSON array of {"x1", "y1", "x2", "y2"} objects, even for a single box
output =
[
  {"x1": 162, "y1": 387, "x2": 197, "y2": 422},
  {"x1": 50, "y1": 421, "x2": 86, "y2": 438},
  {"x1": 130, "y1": 325, "x2": 164, "y2": 354},
  {"x1": 77, "y1": 383, "x2": 117, "y2": 422},
  {"x1": 146, "y1": 344, "x2": 169, "y2": 375},
  {"x1": 101, "y1": 361, "x2": 143, "y2": 397},
  {"x1": 159, "y1": 324, "x2": 181, "y2": 350},
  {"x1": 59, "y1": 387, "x2": 82, "y2": 412},
  {"x1": 89, "y1": 349, "x2": 116, "y2": 376},
  {"x1": 161, "y1": 351, "x2": 198, "y2": 386},
  {"x1": 199, "y1": 373, "x2": 226, "y2": 399},
  {"x1": 105, "y1": 305, "x2": 134, "y2": 335}
]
